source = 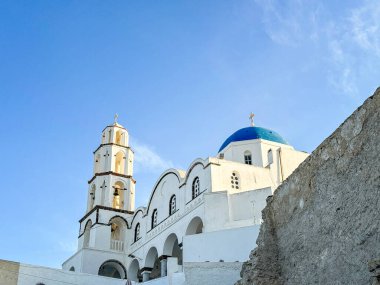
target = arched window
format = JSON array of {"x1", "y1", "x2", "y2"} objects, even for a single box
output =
[
  {"x1": 69, "y1": 266, "x2": 75, "y2": 271},
  {"x1": 244, "y1": 151, "x2": 252, "y2": 165},
  {"x1": 169, "y1": 195, "x2": 176, "y2": 215},
  {"x1": 268, "y1": 149, "x2": 273, "y2": 165},
  {"x1": 231, "y1": 171, "x2": 240, "y2": 190},
  {"x1": 134, "y1": 223, "x2": 140, "y2": 242},
  {"x1": 151, "y1": 209, "x2": 158, "y2": 229},
  {"x1": 192, "y1": 177, "x2": 200, "y2": 199},
  {"x1": 83, "y1": 220, "x2": 92, "y2": 248}
]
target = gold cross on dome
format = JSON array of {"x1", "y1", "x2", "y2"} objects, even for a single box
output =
[
  {"x1": 114, "y1": 113, "x2": 119, "y2": 124},
  {"x1": 249, "y1": 112, "x2": 255, "y2": 126}
]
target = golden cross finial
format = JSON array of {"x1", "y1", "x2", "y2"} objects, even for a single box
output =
[
  {"x1": 249, "y1": 112, "x2": 255, "y2": 126},
  {"x1": 114, "y1": 113, "x2": 119, "y2": 124}
]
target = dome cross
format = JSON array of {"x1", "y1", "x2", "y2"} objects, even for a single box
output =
[{"x1": 249, "y1": 112, "x2": 255, "y2": 126}]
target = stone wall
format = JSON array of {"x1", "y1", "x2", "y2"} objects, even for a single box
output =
[{"x1": 236, "y1": 88, "x2": 380, "y2": 285}]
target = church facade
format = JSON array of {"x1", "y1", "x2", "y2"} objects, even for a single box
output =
[{"x1": 62, "y1": 118, "x2": 308, "y2": 284}]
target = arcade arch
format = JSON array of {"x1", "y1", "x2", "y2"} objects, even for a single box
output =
[
  {"x1": 185, "y1": 216, "x2": 203, "y2": 235},
  {"x1": 98, "y1": 260, "x2": 126, "y2": 279}
]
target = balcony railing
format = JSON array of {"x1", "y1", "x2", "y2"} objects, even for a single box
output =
[{"x1": 110, "y1": 239, "x2": 124, "y2": 251}]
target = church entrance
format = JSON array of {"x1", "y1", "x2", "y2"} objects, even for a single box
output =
[{"x1": 98, "y1": 260, "x2": 126, "y2": 279}]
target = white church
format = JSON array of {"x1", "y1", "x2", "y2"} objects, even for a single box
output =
[{"x1": 59, "y1": 115, "x2": 308, "y2": 285}]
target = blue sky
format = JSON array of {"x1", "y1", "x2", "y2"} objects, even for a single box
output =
[{"x1": 0, "y1": 0, "x2": 379, "y2": 268}]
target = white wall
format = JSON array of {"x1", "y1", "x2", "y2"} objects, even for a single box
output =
[
  {"x1": 183, "y1": 226, "x2": 260, "y2": 262},
  {"x1": 17, "y1": 263, "x2": 133, "y2": 285}
]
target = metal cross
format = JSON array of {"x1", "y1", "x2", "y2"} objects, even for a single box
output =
[
  {"x1": 114, "y1": 113, "x2": 119, "y2": 124},
  {"x1": 249, "y1": 112, "x2": 255, "y2": 126}
]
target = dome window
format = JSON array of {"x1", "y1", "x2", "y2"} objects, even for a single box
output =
[
  {"x1": 244, "y1": 151, "x2": 252, "y2": 165},
  {"x1": 268, "y1": 149, "x2": 273, "y2": 165}
]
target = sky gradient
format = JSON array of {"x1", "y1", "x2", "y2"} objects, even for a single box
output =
[{"x1": 0, "y1": 0, "x2": 379, "y2": 268}]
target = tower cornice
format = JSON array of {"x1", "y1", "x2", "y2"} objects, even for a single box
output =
[
  {"x1": 93, "y1": 143, "x2": 133, "y2": 154},
  {"x1": 102, "y1": 124, "x2": 127, "y2": 132},
  {"x1": 79, "y1": 205, "x2": 134, "y2": 224},
  {"x1": 88, "y1": 171, "x2": 136, "y2": 184}
]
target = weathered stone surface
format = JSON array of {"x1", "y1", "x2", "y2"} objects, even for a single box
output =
[
  {"x1": 0, "y1": 259, "x2": 19, "y2": 285},
  {"x1": 236, "y1": 88, "x2": 380, "y2": 285}
]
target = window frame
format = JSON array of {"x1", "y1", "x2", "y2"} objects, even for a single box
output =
[
  {"x1": 169, "y1": 195, "x2": 176, "y2": 215},
  {"x1": 151, "y1": 209, "x2": 158, "y2": 229},
  {"x1": 192, "y1": 177, "x2": 200, "y2": 199}
]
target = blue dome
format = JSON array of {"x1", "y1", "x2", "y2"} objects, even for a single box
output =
[{"x1": 219, "y1": 126, "x2": 288, "y2": 152}]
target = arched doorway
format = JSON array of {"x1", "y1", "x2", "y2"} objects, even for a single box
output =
[
  {"x1": 163, "y1": 233, "x2": 183, "y2": 265},
  {"x1": 98, "y1": 260, "x2": 126, "y2": 279},
  {"x1": 185, "y1": 216, "x2": 203, "y2": 235}
]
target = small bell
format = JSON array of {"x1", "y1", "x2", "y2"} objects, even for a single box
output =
[{"x1": 113, "y1": 189, "x2": 119, "y2": 196}]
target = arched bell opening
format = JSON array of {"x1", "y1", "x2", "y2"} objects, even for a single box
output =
[
  {"x1": 112, "y1": 181, "x2": 125, "y2": 210},
  {"x1": 114, "y1": 151, "x2": 125, "y2": 174},
  {"x1": 88, "y1": 184, "x2": 96, "y2": 210},
  {"x1": 185, "y1": 216, "x2": 203, "y2": 235},
  {"x1": 115, "y1": 130, "x2": 125, "y2": 145},
  {"x1": 98, "y1": 260, "x2": 126, "y2": 279}
]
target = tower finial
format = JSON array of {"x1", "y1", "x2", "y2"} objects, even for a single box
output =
[
  {"x1": 249, "y1": 112, "x2": 255, "y2": 126},
  {"x1": 114, "y1": 113, "x2": 119, "y2": 125}
]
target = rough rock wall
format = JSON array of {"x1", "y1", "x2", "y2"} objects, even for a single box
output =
[{"x1": 237, "y1": 88, "x2": 380, "y2": 285}]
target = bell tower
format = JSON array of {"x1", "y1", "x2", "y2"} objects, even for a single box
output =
[{"x1": 87, "y1": 117, "x2": 135, "y2": 212}]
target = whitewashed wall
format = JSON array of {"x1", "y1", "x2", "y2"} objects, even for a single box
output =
[{"x1": 17, "y1": 263, "x2": 133, "y2": 285}]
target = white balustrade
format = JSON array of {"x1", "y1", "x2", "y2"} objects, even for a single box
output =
[{"x1": 110, "y1": 239, "x2": 124, "y2": 251}]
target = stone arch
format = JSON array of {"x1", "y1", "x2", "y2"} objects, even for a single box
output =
[
  {"x1": 69, "y1": 266, "x2": 75, "y2": 271},
  {"x1": 128, "y1": 259, "x2": 141, "y2": 282},
  {"x1": 185, "y1": 216, "x2": 203, "y2": 235},
  {"x1": 163, "y1": 233, "x2": 183, "y2": 265},
  {"x1": 145, "y1": 247, "x2": 160, "y2": 280},
  {"x1": 98, "y1": 259, "x2": 126, "y2": 279}
]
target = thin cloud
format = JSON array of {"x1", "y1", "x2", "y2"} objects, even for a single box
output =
[
  {"x1": 132, "y1": 138, "x2": 173, "y2": 174},
  {"x1": 254, "y1": 0, "x2": 380, "y2": 98},
  {"x1": 58, "y1": 240, "x2": 77, "y2": 253},
  {"x1": 349, "y1": 0, "x2": 380, "y2": 56},
  {"x1": 254, "y1": 0, "x2": 322, "y2": 47}
]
